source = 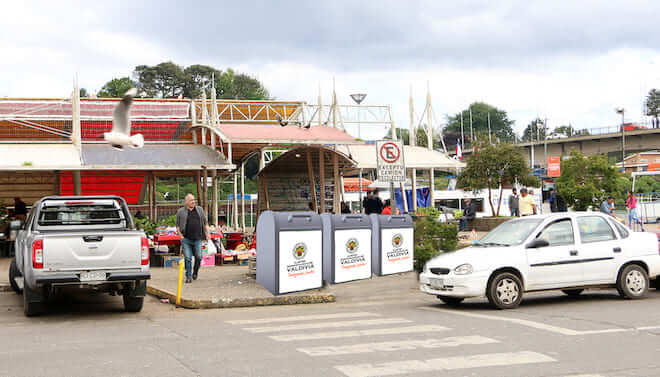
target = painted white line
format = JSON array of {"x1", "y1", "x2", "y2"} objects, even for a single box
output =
[
  {"x1": 334, "y1": 351, "x2": 556, "y2": 377},
  {"x1": 270, "y1": 324, "x2": 450, "y2": 342},
  {"x1": 245, "y1": 318, "x2": 411, "y2": 333},
  {"x1": 563, "y1": 374, "x2": 605, "y2": 377},
  {"x1": 226, "y1": 312, "x2": 379, "y2": 325},
  {"x1": 420, "y1": 306, "x2": 660, "y2": 336},
  {"x1": 297, "y1": 336, "x2": 499, "y2": 356}
]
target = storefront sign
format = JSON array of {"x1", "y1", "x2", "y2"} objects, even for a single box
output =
[
  {"x1": 380, "y1": 228, "x2": 414, "y2": 275},
  {"x1": 548, "y1": 156, "x2": 561, "y2": 177},
  {"x1": 333, "y1": 229, "x2": 371, "y2": 283},
  {"x1": 278, "y1": 230, "x2": 322, "y2": 293},
  {"x1": 376, "y1": 140, "x2": 406, "y2": 182}
]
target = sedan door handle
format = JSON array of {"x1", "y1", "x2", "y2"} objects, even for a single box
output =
[
  {"x1": 613, "y1": 247, "x2": 622, "y2": 253},
  {"x1": 569, "y1": 250, "x2": 578, "y2": 256}
]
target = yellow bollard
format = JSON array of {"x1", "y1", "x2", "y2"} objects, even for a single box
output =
[{"x1": 176, "y1": 257, "x2": 184, "y2": 306}]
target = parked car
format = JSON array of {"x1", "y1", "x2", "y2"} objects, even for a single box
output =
[
  {"x1": 420, "y1": 212, "x2": 660, "y2": 309},
  {"x1": 8, "y1": 196, "x2": 150, "y2": 316}
]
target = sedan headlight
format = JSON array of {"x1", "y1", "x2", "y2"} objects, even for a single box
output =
[{"x1": 454, "y1": 263, "x2": 473, "y2": 275}]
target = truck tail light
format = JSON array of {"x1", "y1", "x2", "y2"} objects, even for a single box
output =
[
  {"x1": 141, "y1": 237, "x2": 149, "y2": 266},
  {"x1": 32, "y1": 240, "x2": 44, "y2": 269}
]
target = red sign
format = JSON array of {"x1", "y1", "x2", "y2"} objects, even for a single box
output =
[
  {"x1": 649, "y1": 162, "x2": 660, "y2": 171},
  {"x1": 548, "y1": 156, "x2": 561, "y2": 177},
  {"x1": 379, "y1": 142, "x2": 401, "y2": 163}
]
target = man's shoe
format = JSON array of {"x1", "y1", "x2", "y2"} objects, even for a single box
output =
[
  {"x1": 185, "y1": 277, "x2": 192, "y2": 283},
  {"x1": 193, "y1": 273, "x2": 198, "y2": 280}
]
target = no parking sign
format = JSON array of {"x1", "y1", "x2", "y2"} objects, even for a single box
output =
[{"x1": 376, "y1": 140, "x2": 405, "y2": 183}]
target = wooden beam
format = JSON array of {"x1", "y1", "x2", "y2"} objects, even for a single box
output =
[
  {"x1": 152, "y1": 173, "x2": 158, "y2": 222},
  {"x1": 333, "y1": 153, "x2": 340, "y2": 214},
  {"x1": 319, "y1": 149, "x2": 325, "y2": 213},
  {"x1": 147, "y1": 172, "x2": 153, "y2": 220},
  {"x1": 241, "y1": 161, "x2": 246, "y2": 231},
  {"x1": 411, "y1": 168, "x2": 417, "y2": 212},
  {"x1": 262, "y1": 176, "x2": 270, "y2": 210},
  {"x1": 54, "y1": 171, "x2": 61, "y2": 196},
  {"x1": 211, "y1": 169, "x2": 218, "y2": 226},
  {"x1": 233, "y1": 172, "x2": 239, "y2": 229},
  {"x1": 306, "y1": 150, "x2": 318, "y2": 212},
  {"x1": 73, "y1": 171, "x2": 81, "y2": 196},
  {"x1": 195, "y1": 171, "x2": 202, "y2": 206},
  {"x1": 202, "y1": 167, "x2": 209, "y2": 215}
]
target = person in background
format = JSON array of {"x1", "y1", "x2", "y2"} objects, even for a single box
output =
[
  {"x1": 508, "y1": 188, "x2": 519, "y2": 217},
  {"x1": 364, "y1": 190, "x2": 384, "y2": 214},
  {"x1": 340, "y1": 202, "x2": 351, "y2": 214},
  {"x1": 529, "y1": 189, "x2": 538, "y2": 214},
  {"x1": 518, "y1": 188, "x2": 536, "y2": 216},
  {"x1": 626, "y1": 191, "x2": 644, "y2": 230},
  {"x1": 175, "y1": 194, "x2": 210, "y2": 284},
  {"x1": 548, "y1": 188, "x2": 558, "y2": 212},
  {"x1": 13, "y1": 197, "x2": 27, "y2": 222},
  {"x1": 459, "y1": 198, "x2": 477, "y2": 231},
  {"x1": 600, "y1": 196, "x2": 616, "y2": 218},
  {"x1": 382, "y1": 199, "x2": 392, "y2": 215}
]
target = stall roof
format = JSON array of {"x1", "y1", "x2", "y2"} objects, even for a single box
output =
[
  {"x1": 219, "y1": 124, "x2": 358, "y2": 144},
  {"x1": 335, "y1": 144, "x2": 465, "y2": 171},
  {"x1": 0, "y1": 143, "x2": 82, "y2": 170},
  {"x1": 81, "y1": 144, "x2": 234, "y2": 170}
]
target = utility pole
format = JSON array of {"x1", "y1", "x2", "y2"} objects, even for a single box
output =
[
  {"x1": 617, "y1": 108, "x2": 625, "y2": 171},
  {"x1": 426, "y1": 82, "x2": 434, "y2": 206},
  {"x1": 409, "y1": 86, "x2": 417, "y2": 212}
]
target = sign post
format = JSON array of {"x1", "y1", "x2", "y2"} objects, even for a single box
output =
[{"x1": 376, "y1": 140, "x2": 405, "y2": 209}]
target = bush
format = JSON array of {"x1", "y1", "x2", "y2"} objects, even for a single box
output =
[
  {"x1": 134, "y1": 217, "x2": 156, "y2": 236},
  {"x1": 413, "y1": 217, "x2": 458, "y2": 272},
  {"x1": 157, "y1": 214, "x2": 176, "y2": 227}
]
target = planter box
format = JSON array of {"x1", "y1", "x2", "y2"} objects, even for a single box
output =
[{"x1": 468, "y1": 217, "x2": 512, "y2": 232}]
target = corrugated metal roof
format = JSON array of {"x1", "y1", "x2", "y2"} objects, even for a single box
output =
[
  {"x1": 81, "y1": 144, "x2": 234, "y2": 170},
  {"x1": 219, "y1": 124, "x2": 358, "y2": 144},
  {"x1": 0, "y1": 144, "x2": 81, "y2": 170},
  {"x1": 335, "y1": 144, "x2": 465, "y2": 171}
]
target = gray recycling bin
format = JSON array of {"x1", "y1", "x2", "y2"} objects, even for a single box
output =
[
  {"x1": 256, "y1": 211, "x2": 323, "y2": 295},
  {"x1": 370, "y1": 214, "x2": 414, "y2": 276},
  {"x1": 321, "y1": 213, "x2": 372, "y2": 284}
]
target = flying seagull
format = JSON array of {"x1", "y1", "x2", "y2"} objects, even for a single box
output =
[{"x1": 103, "y1": 88, "x2": 144, "y2": 151}]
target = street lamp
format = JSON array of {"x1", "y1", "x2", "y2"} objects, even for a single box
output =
[
  {"x1": 616, "y1": 108, "x2": 625, "y2": 172},
  {"x1": 350, "y1": 93, "x2": 367, "y2": 139}
]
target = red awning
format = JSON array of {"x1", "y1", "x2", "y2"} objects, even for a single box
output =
[{"x1": 343, "y1": 178, "x2": 372, "y2": 192}]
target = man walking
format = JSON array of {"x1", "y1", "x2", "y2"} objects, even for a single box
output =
[
  {"x1": 176, "y1": 194, "x2": 210, "y2": 283},
  {"x1": 364, "y1": 190, "x2": 384, "y2": 215},
  {"x1": 508, "y1": 188, "x2": 519, "y2": 217},
  {"x1": 519, "y1": 188, "x2": 537, "y2": 216}
]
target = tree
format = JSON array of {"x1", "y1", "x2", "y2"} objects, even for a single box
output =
[
  {"x1": 98, "y1": 77, "x2": 138, "y2": 98},
  {"x1": 446, "y1": 102, "x2": 516, "y2": 143},
  {"x1": 182, "y1": 64, "x2": 219, "y2": 99},
  {"x1": 134, "y1": 61, "x2": 186, "y2": 98},
  {"x1": 553, "y1": 124, "x2": 590, "y2": 137},
  {"x1": 645, "y1": 88, "x2": 660, "y2": 127},
  {"x1": 556, "y1": 151, "x2": 624, "y2": 211},
  {"x1": 384, "y1": 126, "x2": 444, "y2": 150},
  {"x1": 79, "y1": 88, "x2": 89, "y2": 98},
  {"x1": 521, "y1": 118, "x2": 548, "y2": 142},
  {"x1": 458, "y1": 141, "x2": 537, "y2": 216}
]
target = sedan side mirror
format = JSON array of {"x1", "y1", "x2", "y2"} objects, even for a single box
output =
[{"x1": 526, "y1": 239, "x2": 549, "y2": 249}]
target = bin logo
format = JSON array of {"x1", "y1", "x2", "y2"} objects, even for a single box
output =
[
  {"x1": 346, "y1": 238, "x2": 359, "y2": 254},
  {"x1": 392, "y1": 234, "x2": 403, "y2": 248},
  {"x1": 293, "y1": 242, "x2": 307, "y2": 260}
]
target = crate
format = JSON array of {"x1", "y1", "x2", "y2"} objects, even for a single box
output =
[
  {"x1": 163, "y1": 255, "x2": 183, "y2": 268},
  {"x1": 201, "y1": 254, "x2": 215, "y2": 267}
]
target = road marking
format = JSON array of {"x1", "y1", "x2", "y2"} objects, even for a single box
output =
[
  {"x1": 334, "y1": 351, "x2": 556, "y2": 377},
  {"x1": 270, "y1": 324, "x2": 450, "y2": 342},
  {"x1": 245, "y1": 318, "x2": 411, "y2": 333},
  {"x1": 297, "y1": 336, "x2": 498, "y2": 356},
  {"x1": 226, "y1": 312, "x2": 379, "y2": 325},
  {"x1": 420, "y1": 306, "x2": 660, "y2": 336}
]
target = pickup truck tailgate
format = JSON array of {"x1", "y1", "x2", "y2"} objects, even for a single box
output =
[{"x1": 43, "y1": 232, "x2": 142, "y2": 271}]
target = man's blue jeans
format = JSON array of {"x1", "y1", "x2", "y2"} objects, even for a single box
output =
[{"x1": 181, "y1": 238, "x2": 202, "y2": 278}]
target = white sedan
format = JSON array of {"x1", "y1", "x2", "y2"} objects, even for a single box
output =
[{"x1": 420, "y1": 212, "x2": 660, "y2": 309}]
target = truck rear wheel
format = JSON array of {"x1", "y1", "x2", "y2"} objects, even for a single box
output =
[
  {"x1": 23, "y1": 284, "x2": 45, "y2": 317},
  {"x1": 123, "y1": 295, "x2": 144, "y2": 312},
  {"x1": 9, "y1": 258, "x2": 23, "y2": 294}
]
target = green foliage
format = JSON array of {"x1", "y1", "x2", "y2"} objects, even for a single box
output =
[
  {"x1": 458, "y1": 141, "x2": 535, "y2": 216},
  {"x1": 156, "y1": 215, "x2": 176, "y2": 227},
  {"x1": 553, "y1": 124, "x2": 590, "y2": 137},
  {"x1": 413, "y1": 218, "x2": 458, "y2": 272},
  {"x1": 645, "y1": 88, "x2": 660, "y2": 120},
  {"x1": 98, "y1": 77, "x2": 137, "y2": 98},
  {"x1": 556, "y1": 151, "x2": 624, "y2": 211},
  {"x1": 79, "y1": 88, "x2": 89, "y2": 97},
  {"x1": 446, "y1": 102, "x2": 517, "y2": 143},
  {"x1": 521, "y1": 118, "x2": 548, "y2": 142},
  {"x1": 134, "y1": 217, "x2": 156, "y2": 236},
  {"x1": 634, "y1": 175, "x2": 660, "y2": 193},
  {"x1": 415, "y1": 206, "x2": 441, "y2": 218},
  {"x1": 131, "y1": 62, "x2": 269, "y2": 100}
]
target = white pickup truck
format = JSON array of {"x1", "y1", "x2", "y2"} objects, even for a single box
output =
[{"x1": 8, "y1": 196, "x2": 150, "y2": 316}]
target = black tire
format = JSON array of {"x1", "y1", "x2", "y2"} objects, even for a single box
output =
[
  {"x1": 9, "y1": 258, "x2": 23, "y2": 294},
  {"x1": 617, "y1": 264, "x2": 649, "y2": 299},
  {"x1": 487, "y1": 272, "x2": 523, "y2": 309},
  {"x1": 562, "y1": 289, "x2": 584, "y2": 296},
  {"x1": 437, "y1": 296, "x2": 464, "y2": 306},
  {"x1": 23, "y1": 284, "x2": 45, "y2": 317},
  {"x1": 123, "y1": 295, "x2": 144, "y2": 312},
  {"x1": 650, "y1": 279, "x2": 660, "y2": 290}
]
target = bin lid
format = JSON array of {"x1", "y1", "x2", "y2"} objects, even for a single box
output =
[
  {"x1": 322, "y1": 213, "x2": 372, "y2": 230},
  {"x1": 371, "y1": 214, "x2": 414, "y2": 229},
  {"x1": 272, "y1": 211, "x2": 323, "y2": 231}
]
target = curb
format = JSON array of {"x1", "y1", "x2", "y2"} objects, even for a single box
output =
[
  {"x1": 0, "y1": 284, "x2": 11, "y2": 293},
  {"x1": 146, "y1": 285, "x2": 335, "y2": 309}
]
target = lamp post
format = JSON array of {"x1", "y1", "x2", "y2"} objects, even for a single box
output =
[
  {"x1": 616, "y1": 108, "x2": 625, "y2": 172},
  {"x1": 350, "y1": 93, "x2": 367, "y2": 139}
]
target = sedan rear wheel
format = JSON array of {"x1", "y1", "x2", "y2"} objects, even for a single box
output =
[
  {"x1": 487, "y1": 272, "x2": 523, "y2": 309},
  {"x1": 617, "y1": 264, "x2": 648, "y2": 299}
]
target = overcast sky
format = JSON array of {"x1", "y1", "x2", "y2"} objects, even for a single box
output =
[{"x1": 3, "y1": 1, "x2": 660, "y2": 140}]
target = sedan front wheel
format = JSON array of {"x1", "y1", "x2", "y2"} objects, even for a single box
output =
[{"x1": 487, "y1": 272, "x2": 523, "y2": 309}]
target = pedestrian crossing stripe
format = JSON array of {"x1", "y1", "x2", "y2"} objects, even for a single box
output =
[
  {"x1": 226, "y1": 311, "x2": 379, "y2": 325},
  {"x1": 334, "y1": 351, "x2": 556, "y2": 377},
  {"x1": 297, "y1": 335, "x2": 499, "y2": 356},
  {"x1": 244, "y1": 317, "x2": 411, "y2": 333},
  {"x1": 270, "y1": 324, "x2": 450, "y2": 342}
]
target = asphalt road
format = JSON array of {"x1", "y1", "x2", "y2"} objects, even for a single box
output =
[{"x1": 1, "y1": 284, "x2": 660, "y2": 377}]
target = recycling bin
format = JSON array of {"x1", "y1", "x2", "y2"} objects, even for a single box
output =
[
  {"x1": 321, "y1": 213, "x2": 372, "y2": 284},
  {"x1": 256, "y1": 211, "x2": 323, "y2": 295},
  {"x1": 370, "y1": 214, "x2": 414, "y2": 276}
]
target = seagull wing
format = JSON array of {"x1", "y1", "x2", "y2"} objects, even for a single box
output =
[{"x1": 112, "y1": 88, "x2": 138, "y2": 135}]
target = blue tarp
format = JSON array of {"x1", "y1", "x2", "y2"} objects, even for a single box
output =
[{"x1": 394, "y1": 187, "x2": 431, "y2": 213}]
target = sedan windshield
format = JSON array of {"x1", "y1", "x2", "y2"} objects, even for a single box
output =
[{"x1": 477, "y1": 218, "x2": 543, "y2": 246}]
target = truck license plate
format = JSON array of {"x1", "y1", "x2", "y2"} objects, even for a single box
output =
[
  {"x1": 80, "y1": 271, "x2": 106, "y2": 282},
  {"x1": 430, "y1": 278, "x2": 444, "y2": 289}
]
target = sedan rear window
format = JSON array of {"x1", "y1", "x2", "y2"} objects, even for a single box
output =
[{"x1": 38, "y1": 203, "x2": 126, "y2": 227}]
